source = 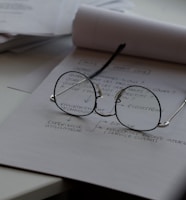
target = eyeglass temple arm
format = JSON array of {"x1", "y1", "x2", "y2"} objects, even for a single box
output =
[
  {"x1": 89, "y1": 43, "x2": 126, "y2": 79},
  {"x1": 159, "y1": 99, "x2": 186, "y2": 127},
  {"x1": 50, "y1": 81, "x2": 103, "y2": 103},
  {"x1": 50, "y1": 78, "x2": 87, "y2": 102}
]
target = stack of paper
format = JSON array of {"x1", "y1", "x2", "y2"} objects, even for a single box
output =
[
  {"x1": 0, "y1": 34, "x2": 55, "y2": 53},
  {"x1": 0, "y1": 0, "x2": 63, "y2": 52}
]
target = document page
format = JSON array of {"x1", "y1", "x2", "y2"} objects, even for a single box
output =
[
  {"x1": 0, "y1": 49, "x2": 186, "y2": 200},
  {"x1": 0, "y1": 0, "x2": 65, "y2": 35}
]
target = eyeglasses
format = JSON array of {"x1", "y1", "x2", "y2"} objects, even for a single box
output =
[{"x1": 50, "y1": 44, "x2": 186, "y2": 132}]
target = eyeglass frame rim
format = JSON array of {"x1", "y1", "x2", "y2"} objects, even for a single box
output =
[
  {"x1": 114, "y1": 84, "x2": 162, "y2": 131},
  {"x1": 52, "y1": 70, "x2": 162, "y2": 132},
  {"x1": 53, "y1": 70, "x2": 97, "y2": 117}
]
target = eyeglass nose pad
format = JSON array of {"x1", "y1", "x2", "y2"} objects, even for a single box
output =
[
  {"x1": 114, "y1": 90, "x2": 122, "y2": 103},
  {"x1": 95, "y1": 83, "x2": 103, "y2": 98}
]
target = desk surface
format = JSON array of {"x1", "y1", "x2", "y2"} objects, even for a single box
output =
[{"x1": 0, "y1": 0, "x2": 185, "y2": 199}]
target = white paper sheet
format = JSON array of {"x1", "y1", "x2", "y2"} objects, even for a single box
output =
[
  {"x1": 0, "y1": 48, "x2": 186, "y2": 200},
  {"x1": 73, "y1": 5, "x2": 186, "y2": 64},
  {"x1": 0, "y1": 0, "x2": 65, "y2": 35}
]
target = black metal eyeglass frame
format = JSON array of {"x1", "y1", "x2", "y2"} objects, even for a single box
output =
[{"x1": 50, "y1": 43, "x2": 186, "y2": 132}]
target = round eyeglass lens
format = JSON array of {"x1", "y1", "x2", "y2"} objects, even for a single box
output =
[
  {"x1": 54, "y1": 71, "x2": 96, "y2": 116},
  {"x1": 115, "y1": 86, "x2": 161, "y2": 131}
]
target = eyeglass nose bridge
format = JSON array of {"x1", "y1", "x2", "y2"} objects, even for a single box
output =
[{"x1": 94, "y1": 84, "x2": 117, "y2": 117}]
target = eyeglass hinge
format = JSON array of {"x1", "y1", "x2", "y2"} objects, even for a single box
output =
[{"x1": 50, "y1": 94, "x2": 55, "y2": 102}]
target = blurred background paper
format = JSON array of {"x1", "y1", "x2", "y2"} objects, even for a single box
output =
[
  {"x1": 0, "y1": 0, "x2": 64, "y2": 36},
  {"x1": 0, "y1": 0, "x2": 132, "y2": 36},
  {"x1": 131, "y1": 0, "x2": 186, "y2": 26}
]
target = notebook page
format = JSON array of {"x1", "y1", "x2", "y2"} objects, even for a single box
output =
[{"x1": 0, "y1": 49, "x2": 186, "y2": 200}]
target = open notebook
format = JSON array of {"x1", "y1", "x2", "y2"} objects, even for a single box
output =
[{"x1": 0, "y1": 5, "x2": 186, "y2": 200}]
